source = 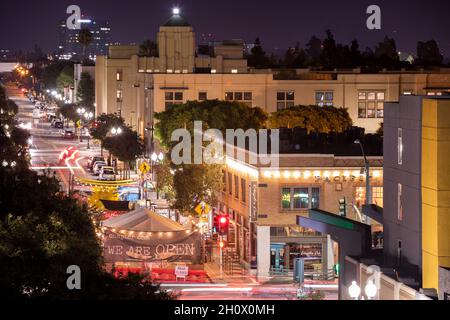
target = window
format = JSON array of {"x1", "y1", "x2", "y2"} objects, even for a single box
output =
[
  {"x1": 277, "y1": 91, "x2": 295, "y2": 110},
  {"x1": 281, "y1": 187, "x2": 320, "y2": 210},
  {"x1": 116, "y1": 89, "x2": 122, "y2": 102},
  {"x1": 315, "y1": 91, "x2": 333, "y2": 106},
  {"x1": 293, "y1": 188, "x2": 309, "y2": 209},
  {"x1": 234, "y1": 175, "x2": 239, "y2": 199},
  {"x1": 358, "y1": 91, "x2": 384, "y2": 118},
  {"x1": 116, "y1": 70, "x2": 122, "y2": 81},
  {"x1": 222, "y1": 170, "x2": 226, "y2": 192},
  {"x1": 311, "y1": 187, "x2": 320, "y2": 209},
  {"x1": 398, "y1": 128, "x2": 403, "y2": 165},
  {"x1": 241, "y1": 178, "x2": 246, "y2": 203},
  {"x1": 198, "y1": 92, "x2": 207, "y2": 101},
  {"x1": 224, "y1": 92, "x2": 252, "y2": 106},
  {"x1": 228, "y1": 172, "x2": 232, "y2": 195},
  {"x1": 398, "y1": 183, "x2": 403, "y2": 221},
  {"x1": 165, "y1": 91, "x2": 183, "y2": 109},
  {"x1": 372, "y1": 187, "x2": 384, "y2": 207},
  {"x1": 281, "y1": 188, "x2": 291, "y2": 209}
]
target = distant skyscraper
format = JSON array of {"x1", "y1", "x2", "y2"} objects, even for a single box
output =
[{"x1": 57, "y1": 16, "x2": 110, "y2": 61}]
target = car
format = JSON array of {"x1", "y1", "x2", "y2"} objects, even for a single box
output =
[
  {"x1": 51, "y1": 118, "x2": 60, "y2": 127},
  {"x1": 93, "y1": 161, "x2": 107, "y2": 175},
  {"x1": 61, "y1": 130, "x2": 74, "y2": 139},
  {"x1": 54, "y1": 121, "x2": 64, "y2": 129},
  {"x1": 98, "y1": 166, "x2": 116, "y2": 181},
  {"x1": 87, "y1": 156, "x2": 106, "y2": 170}
]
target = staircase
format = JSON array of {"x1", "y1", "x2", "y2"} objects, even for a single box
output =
[{"x1": 223, "y1": 249, "x2": 244, "y2": 275}]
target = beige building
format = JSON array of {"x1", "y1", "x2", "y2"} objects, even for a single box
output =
[{"x1": 95, "y1": 11, "x2": 450, "y2": 138}]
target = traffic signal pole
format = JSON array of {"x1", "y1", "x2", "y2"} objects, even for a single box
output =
[{"x1": 219, "y1": 235, "x2": 223, "y2": 279}]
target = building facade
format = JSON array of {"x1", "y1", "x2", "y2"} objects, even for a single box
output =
[
  {"x1": 95, "y1": 12, "x2": 450, "y2": 138},
  {"x1": 217, "y1": 147, "x2": 383, "y2": 278}
]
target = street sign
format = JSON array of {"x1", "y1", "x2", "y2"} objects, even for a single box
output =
[
  {"x1": 76, "y1": 120, "x2": 82, "y2": 128},
  {"x1": 194, "y1": 201, "x2": 211, "y2": 216},
  {"x1": 139, "y1": 161, "x2": 150, "y2": 174},
  {"x1": 175, "y1": 265, "x2": 189, "y2": 281}
]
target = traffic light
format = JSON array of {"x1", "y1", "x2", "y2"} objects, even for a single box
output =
[
  {"x1": 339, "y1": 198, "x2": 346, "y2": 217},
  {"x1": 219, "y1": 240, "x2": 225, "y2": 248},
  {"x1": 218, "y1": 214, "x2": 229, "y2": 235}
]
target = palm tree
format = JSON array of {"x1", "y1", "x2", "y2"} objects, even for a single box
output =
[{"x1": 78, "y1": 28, "x2": 93, "y2": 62}]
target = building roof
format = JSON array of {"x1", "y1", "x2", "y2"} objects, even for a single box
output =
[{"x1": 163, "y1": 14, "x2": 190, "y2": 27}]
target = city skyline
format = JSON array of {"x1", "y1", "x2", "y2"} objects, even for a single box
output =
[{"x1": 2, "y1": 0, "x2": 450, "y2": 58}]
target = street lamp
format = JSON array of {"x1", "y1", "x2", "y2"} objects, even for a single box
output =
[
  {"x1": 365, "y1": 280, "x2": 377, "y2": 300},
  {"x1": 84, "y1": 111, "x2": 93, "y2": 149},
  {"x1": 354, "y1": 139, "x2": 372, "y2": 205},
  {"x1": 77, "y1": 107, "x2": 86, "y2": 142},
  {"x1": 348, "y1": 281, "x2": 361, "y2": 300}
]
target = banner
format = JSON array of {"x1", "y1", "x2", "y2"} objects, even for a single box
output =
[{"x1": 103, "y1": 230, "x2": 202, "y2": 264}]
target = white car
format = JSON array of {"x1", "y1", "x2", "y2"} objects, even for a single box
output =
[
  {"x1": 99, "y1": 166, "x2": 115, "y2": 181},
  {"x1": 92, "y1": 161, "x2": 107, "y2": 175}
]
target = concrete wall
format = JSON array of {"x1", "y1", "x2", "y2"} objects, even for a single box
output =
[
  {"x1": 344, "y1": 256, "x2": 431, "y2": 300},
  {"x1": 383, "y1": 96, "x2": 423, "y2": 269}
]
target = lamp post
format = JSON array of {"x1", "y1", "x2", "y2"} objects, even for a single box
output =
[
  {"x1": 348, "y1": 280, "x2": 377, "y2": 300},
  {"x1": 354, "y1": 139, "x2": 372, "y2": 205},
  {"x1": 110, "y1": 126, "x2": 122, "y2": 174},
  {"x1": 84, "y1": 111, "x2": 93, "y2": 149},
  {"x1": 77, "y1": 107, "x2": 86, "y2": 142},
  {"x1": 151, "y1": 152, "x2": 164, "y2": 199}
]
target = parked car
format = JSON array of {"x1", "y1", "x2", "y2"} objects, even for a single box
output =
[
  {"x1": 92, "y1": 161, "x2": 107, "y2": 175},
  {"x1": 61, "y1": 129, "x2": 74, "y2": 139},
  {"x1": 54, "y1": 121, "x2": 64, "y2": 129},
  {"x1": 87, "y1": 156, "x2": 105, "y2": 170},
  {"x1": 98, "y1": 166, "x2": 116, "y2": 181}
]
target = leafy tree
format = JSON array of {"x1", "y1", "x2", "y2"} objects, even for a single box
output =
[
  {"x1": 90, "y1": 113, "x2": 125, "y2": 156},
  {"x1": 374, "y1": 36, "x2": 400, "y2": 69},
  {"x1": 103, "y1": 127, "x2": 144, "y2": 179},
  {"x1": 247, "y1": 37, "x2": 271, "y2": 69},
  {"x1": 41, "y1": 61, "x2": 73, "y2": 90},
  {"x1": 78, "y1": 28, "x2": 93, "y2": 61},
  {"x1": 350, "y1": 40, "x2": 362, "y2": 67},
  {"x1": 320, "y1": 30, "x2": 337, "y2": 69},
  {"x1": 154, "y1": 159, "x2": 175, "y2": 203},
  {"x1": 155, "y1": 100, "x2": 267, "y2": 149},
  {"x1": 268, "y1": 105, "x2": 353, "y2": 134},
  {"x1": 416, "y1": 40, "x2": 443, "y2": 66},
  {"x1": 139, "y1": 40, "x2": 158, "y2": 57},
  {"x1": 172, "y1": 164, "x2": 223, "y2": 214},
  {"x1": 0, "y1": 85, "x2": 172, "y2": 299},
  {"x1": 77, "y1": 72, "x2": 95, "y2": 109},
  {"x1": 305, "y1": 35, "x2": 322, "y2": 67}
]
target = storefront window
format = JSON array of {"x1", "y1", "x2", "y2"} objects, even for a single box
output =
[
  {"x1": 293, "y1": 188, "x2": 309, "y2": 209},
  {"x1": 281, "y1": 188, "x2": 291, "y2": 209}
]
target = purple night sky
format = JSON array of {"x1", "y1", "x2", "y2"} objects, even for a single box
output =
[{"x1": 1, "y1": 0, "x2": 449, "y2": 58}]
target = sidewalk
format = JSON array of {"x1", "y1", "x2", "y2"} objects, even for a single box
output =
[{"x1": 204, "y1": 261, "x2": 259, "y2": 285}]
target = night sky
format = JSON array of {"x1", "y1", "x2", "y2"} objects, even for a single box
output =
[{"x1": 1, "y1": 0, "x2": 450, "y2": 58}]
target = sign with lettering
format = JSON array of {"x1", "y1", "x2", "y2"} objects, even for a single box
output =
[
  {"x1": 175, "y1": 265, "x2": 189, "y2": 278},
  {"x1": 103, "y1": 230, "x2": 201, "y2": 264}
]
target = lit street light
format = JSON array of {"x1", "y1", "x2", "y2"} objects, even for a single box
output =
[
  {"x1": 84, "y1": 111, "x2": 94, "y2": 149},
  {"x1": 77, "y1": 108, "x2": 86, "y2": 142}
]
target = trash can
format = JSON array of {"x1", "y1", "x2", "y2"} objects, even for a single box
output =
[{"x1": 293, "y1": 258, "x2": 305, "y2": 284}]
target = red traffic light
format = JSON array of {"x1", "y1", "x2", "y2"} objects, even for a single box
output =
[
  {"x1": 219, "y1": 241, "x2": 225, "y2": 248},
  {"x1": 219, "y1": 216, "x2": 227, "y2": 224}
]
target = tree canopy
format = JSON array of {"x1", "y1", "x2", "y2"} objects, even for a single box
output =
[
  {"x1": 268, "y1": 105, "x2": 353, "y2": 134},
  {"x1": 77, "y1": 72, "x2": 95, "y2": 109}
]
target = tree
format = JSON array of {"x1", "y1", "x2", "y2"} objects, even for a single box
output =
[
  {"x1": 305, "y1": 36, "x2": 322, "y2": 67},
  {"x1": 416, "y1": 40, "x2": 443, "y2": 66},
  {"x1": 247, "y1": 37, "x2": 271, "y2": 69},
  {"x1": 56, "y1": 65, "x2": 74, "y2": 91},
  {"x1": 90, "y1": 113, "x2": 125, "y2": 156},
  {"x1": 374, "y1": 36, "x2": 400, "y2": 69},
  {"x1": 41, "y1": 61, "x2": 73, "y2": 90},
  {"x1": 103, "y1": 127, "x2": 144, "y2": 179},
  {"x1": 77, "y1": 72, "x2": 95, "y2": 109},
  {"x1": 172, "y1": 164, "x2": 223, "y2": 213},
  {"x1": 0, "y1": 85, "x2": 172, "y2": 299},
  {"x1": 268, "y1": 105, "x2": 353, "y2": 134},
  {"x1": 350, "y1": 40, "x2": 362, "y2": 67},
  {"x1": 78, "y1": 28, "x2": 93, "y2": 61},
  {"x1": 139, "y1": 40, "x2": 158, "y2": 57},
  {"x1": 320, "y1": 30, "x2": 337, "y2": 69}
]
